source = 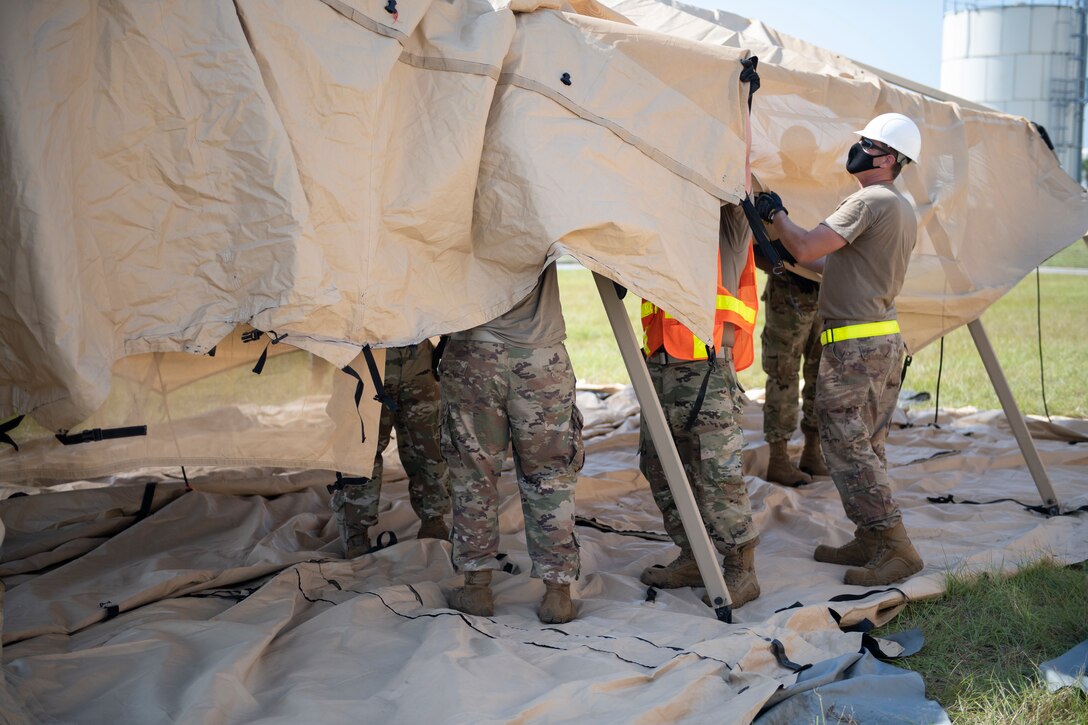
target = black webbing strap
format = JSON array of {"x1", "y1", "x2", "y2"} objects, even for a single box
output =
[
  {"x1": 207, "y1": 346, "x2": 217, "y2": 357},
  {"x1": 134, "y1": 481, "x2": 157, "y2": 522},
  {"x1": 740, "y1": 195, "x2": 785, "y2": 272},
  {"x1": 99, "y1": 600, "x2": 120, "y2": 621},
  {"x1": 56, "y1": 425, "x2": 147, "y2": 446},
  {"x1": 0, "y1": 415, "x2": 24, "y2": 451},
  {"x1": 683, "y1": 348, "x2": 717, "y2": 432},
  {"x1": 739, "y1": 56, "x2": 759, "y2": 112},
  {"x1": 363, "y1": 345, "x2": 397, "y2": 413},
  {"x1": 767, "y1": 637, "x2": 810, "y2": 673},
  {"x1": 927, "y1": 493, "x2": 1081, "y2": 518},
  {"x1": 251, "y1": 332, "x2": 287, "y2": 375},
  {"x1": 431, "y1": 335, "x2": 450, "y2": 380},
  {"x1": 341, "y1": 365, "x2": 367, "y2": 443},
  {"x1": 901, "y1": 354, "x2": 912, "y2": 387},
  {"x1": 370, "y1": 530, "x2": 398, "y2": 552},
  {"x1": 327, "y1": 471, "x2": 369, "y2": 494}
]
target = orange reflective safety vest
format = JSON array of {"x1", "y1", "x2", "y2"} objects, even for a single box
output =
[{"x1": 641, "y1": 244, "x2": 759, "y2": 371}]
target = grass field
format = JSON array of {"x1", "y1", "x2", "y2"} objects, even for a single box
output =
[{"x1": 558, "y1": 238, "x2": 1088, "y2": 418}]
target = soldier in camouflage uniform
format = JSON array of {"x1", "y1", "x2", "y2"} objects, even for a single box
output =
[
  {"x1": 331, "y1": 340, "x2": 451, "y2": 558},
  {"x1": 442, "y1": 263, "x2": 584, "y2": 624},
  {"x1": 760, "y1": 268, "x2": 828, "y2": 486},
  {"x1": 757, "y1": 112, "x2": 925, "y2": 586},
  {"x1": 638, "y1": 203, "x2": 761, "y2": 607}
]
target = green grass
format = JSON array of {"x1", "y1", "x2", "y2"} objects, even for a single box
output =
[
  {"x1": 874, "y1": 560, "x2": 1088, "y2": 724},
  {"x1": 1043, "y1": 238, "x2": 1088, "y2": 268},
  {"x1": 558, "y1": 265, "x2": 1088, "y2": 418}
]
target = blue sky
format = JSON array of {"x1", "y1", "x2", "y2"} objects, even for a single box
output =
[{"x1": 687, "y1": 0, "x2": 945, "y2": 88}]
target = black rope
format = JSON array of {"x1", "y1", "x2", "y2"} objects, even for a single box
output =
[
  {"x1": 927, "y1": 493, "x2": 1082, "y2": 518},
  {"x1": 1035, "y1": 267, "x2": 1052, "y2": 422},
  {"x1": 932, "y1": 337, "x2": 945, "y2": 427}
]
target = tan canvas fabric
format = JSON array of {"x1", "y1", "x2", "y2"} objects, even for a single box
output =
[
  {"x1": 1, "y1": 0, "x2": 1086, "y2": 482},
  {"x1": 606, "y1": 0, "x2": 1088, "y2": 352},
  {"x1": 2, "y1": 387, "x2": 1085, "y2": 721}
]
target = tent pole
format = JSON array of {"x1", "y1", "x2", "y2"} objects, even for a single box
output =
[
  {"x1": 966, "y1": 318, "x2": 1060, "y2": 512},
  {"x1": 593, "y1": 273, "x2": 734, "y2": 622}
]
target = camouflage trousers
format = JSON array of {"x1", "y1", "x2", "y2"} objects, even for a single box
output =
[
  {"x1": 639, "y1": 352, "x2": 757, "y2": 555},
  {"x1": 761, "y1": 272, "x2": 822, "y2": 443},
  {"x1": 814, "y1": 332, "x2": 904, "y2": 530},
  {"x1": 331, "y1": 341, "x2": 451, "y2": 539},
  {"x1": 440, "y1": 339, "x2": 584, "y2": 583}
]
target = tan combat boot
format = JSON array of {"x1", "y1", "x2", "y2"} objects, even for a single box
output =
[
  {"x1": 417, "y1": 515, "x2": 450, "y2": 541},
  {"x1": 813, "y1": 527, "x2": 873, "y2": 566},
  {"x1": 448, "y1": 571, "x2": 494, "y2": 616},
  {"x1": 640, "y1": 549, "x2": 703, "y2": 588},
  {"x1": 765, "y1": 440, "x2": 812, "y2": 487},
  {"x1": 799, "y1": 432, "x2": 830, "y2": 477},
  {"x1": 342, "y1": 528, "x2": 371, "y2": 559},
  {"x1": 538, "y1": 581, "x2": 576, "y2": 624},
  {"x1": 722, "y1": 538, "x2": 760, "y2": 607},
  {"x1": 843, "y1": 523, "x2": 923, "y2": 586}
]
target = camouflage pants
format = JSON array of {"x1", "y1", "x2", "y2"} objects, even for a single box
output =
[
  {"x1": 440, "y1": 339, "x2": 583, "y2": 583},
  {"x1": 761, "y1": 272, "x2": 822, "y2": 443},
  {"x1": 814, "y1": 333, "x2": 904, "y2": 530},
  {"x1": 639, "y1": 353, "x2": 757, "y2": 555},
  {"x1": 331, "y1": 341, "x2": 451, "y2": 538}
]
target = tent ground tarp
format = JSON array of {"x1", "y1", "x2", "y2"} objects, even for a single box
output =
[{"x1": 3, "y1": 388, "x2": 1085, "y2": 722}]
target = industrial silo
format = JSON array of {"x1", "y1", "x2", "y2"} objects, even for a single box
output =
[{"x1": 941, "y1": 0, "x2": 1087, "y2": 182}]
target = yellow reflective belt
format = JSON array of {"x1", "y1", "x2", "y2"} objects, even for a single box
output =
[
  {"x1": 820, "y1": 320, "x2": 900, "y2": 346},
  {"x1": 716, "y1": 294, "x2": 756, "y2": 325}
]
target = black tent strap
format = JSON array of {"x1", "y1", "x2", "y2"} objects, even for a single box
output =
[
  {"x1": 340, "y1": 365, "x2": 367, "y2": 443},
  {"x1": 328, "y1": 471, "x2": 370, "y2": 494},
  {"x1": 56, "y1": 425, "x2": 147, "y2": 446},
  {"x1": 431, "y1": 335, "x2": 450, "y2": 380},
  {"x1": 251, "y1": 332, "x2": 287, "y2": 375},
  {"x1": 927, "y1": 493, "x2": 1083, "y2": 518},
  {"x1": 739, "y1": 56, "x2": 759, "y2": 112},
  {"x1": 684, "y1": 349, "x2": 717, "y2": 432},
  {"x1": 766, "y1": 637, "x2": 811, "y2": 673},
  {"x1": 574, "y1": 515, "x2": 670, "y2": 542},
  {"x1": 740, "y1": 195, "x2": 785, "y2": 270},
  {"x1": 363, "y1": 345, "x2": 397, "y2": 412},
  {"x1": 0, "y1": 414, "x2": 25, "y2": 452},
  {"x1": 99, "y1": 600, "x2": 120, "y2": 620},
  {"x1": 135, "y1": 481, "x2": 158, "y2": 522}
]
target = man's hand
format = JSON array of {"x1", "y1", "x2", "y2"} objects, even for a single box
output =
[{"x1": 754, "y1": 191, "x2": 787, "y2": 224}]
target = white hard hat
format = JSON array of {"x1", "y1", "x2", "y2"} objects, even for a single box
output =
[{"x1": 856, "y1": 113, "x2": 922, "y2": 164}]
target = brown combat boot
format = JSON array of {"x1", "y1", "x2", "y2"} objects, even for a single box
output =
[
  {"x1": 342, "y1": 528, "x2": 371, "y2": 559},
  {"x1": 417, "y1": 515, "x2": 450, "y2": 541},
  {"x1": 813, "y1": 527, "x2": 873, "y2": 566},
  {"x1": 448, "y1": 571, "x2": 494, "y2": 616},
  {"x1": 640, "y1": 549, "x2": 702, "y2": 588},
  {"x1": 765, "y1": 440, "x2": 812, "y2": 487},
  {"x1": 799, "y1": 432, "x2": 830, "y2": 477},
  {"x1": 722, "y1": 538, "x2": 760, "y2": 607},
  {"x1": 538, "y1": 581, "x2": 576, "y2": 624},
  {"x1": 844, "y1": 523, "x2": 924, "y2": 586}
]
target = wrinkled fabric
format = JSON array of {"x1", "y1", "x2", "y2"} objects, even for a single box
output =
[
  {"x1": 639, "y1": 353, "x2": 757, "y2": 553},
  {"x1": 815, "y1": 334, "x2": 905, "y2": 529},
  {"x1": 761, "y1": 273, "x2": 821, "y2": 443},
  {"x1": 441, "y1": 339, "x2": 584, "y2": 582}
]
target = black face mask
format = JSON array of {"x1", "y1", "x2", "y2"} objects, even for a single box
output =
[{"x1": 845, "y1": 141, "x2": 890, "y2": 174}]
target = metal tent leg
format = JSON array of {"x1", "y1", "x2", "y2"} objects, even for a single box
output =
[
  {"x1": 593, "y1": 273, "x2": 733, "y2": 622},
  {"x1": 967, "y1": 318, "x2": 1060, "y2": 512}
]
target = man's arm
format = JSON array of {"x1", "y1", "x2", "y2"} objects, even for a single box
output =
[{"x1": 769, "y1": 215, "x2": 846, "y2": 264}]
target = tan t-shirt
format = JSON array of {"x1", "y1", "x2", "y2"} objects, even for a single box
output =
[
  {"x1": 462, "y1": 262, "x2": 566, "y2": 347},
  {"x1": 818, "y1": 183, "x2": 916, "y2": 326}
]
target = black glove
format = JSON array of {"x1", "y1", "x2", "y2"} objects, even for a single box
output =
[{"x1": 754, "y1": 191, "x2": 787, "y2": 224}]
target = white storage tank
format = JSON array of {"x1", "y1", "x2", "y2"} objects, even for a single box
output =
[{"x1": 941, "y1": 0, "x2": 1087, "y2": 181}]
